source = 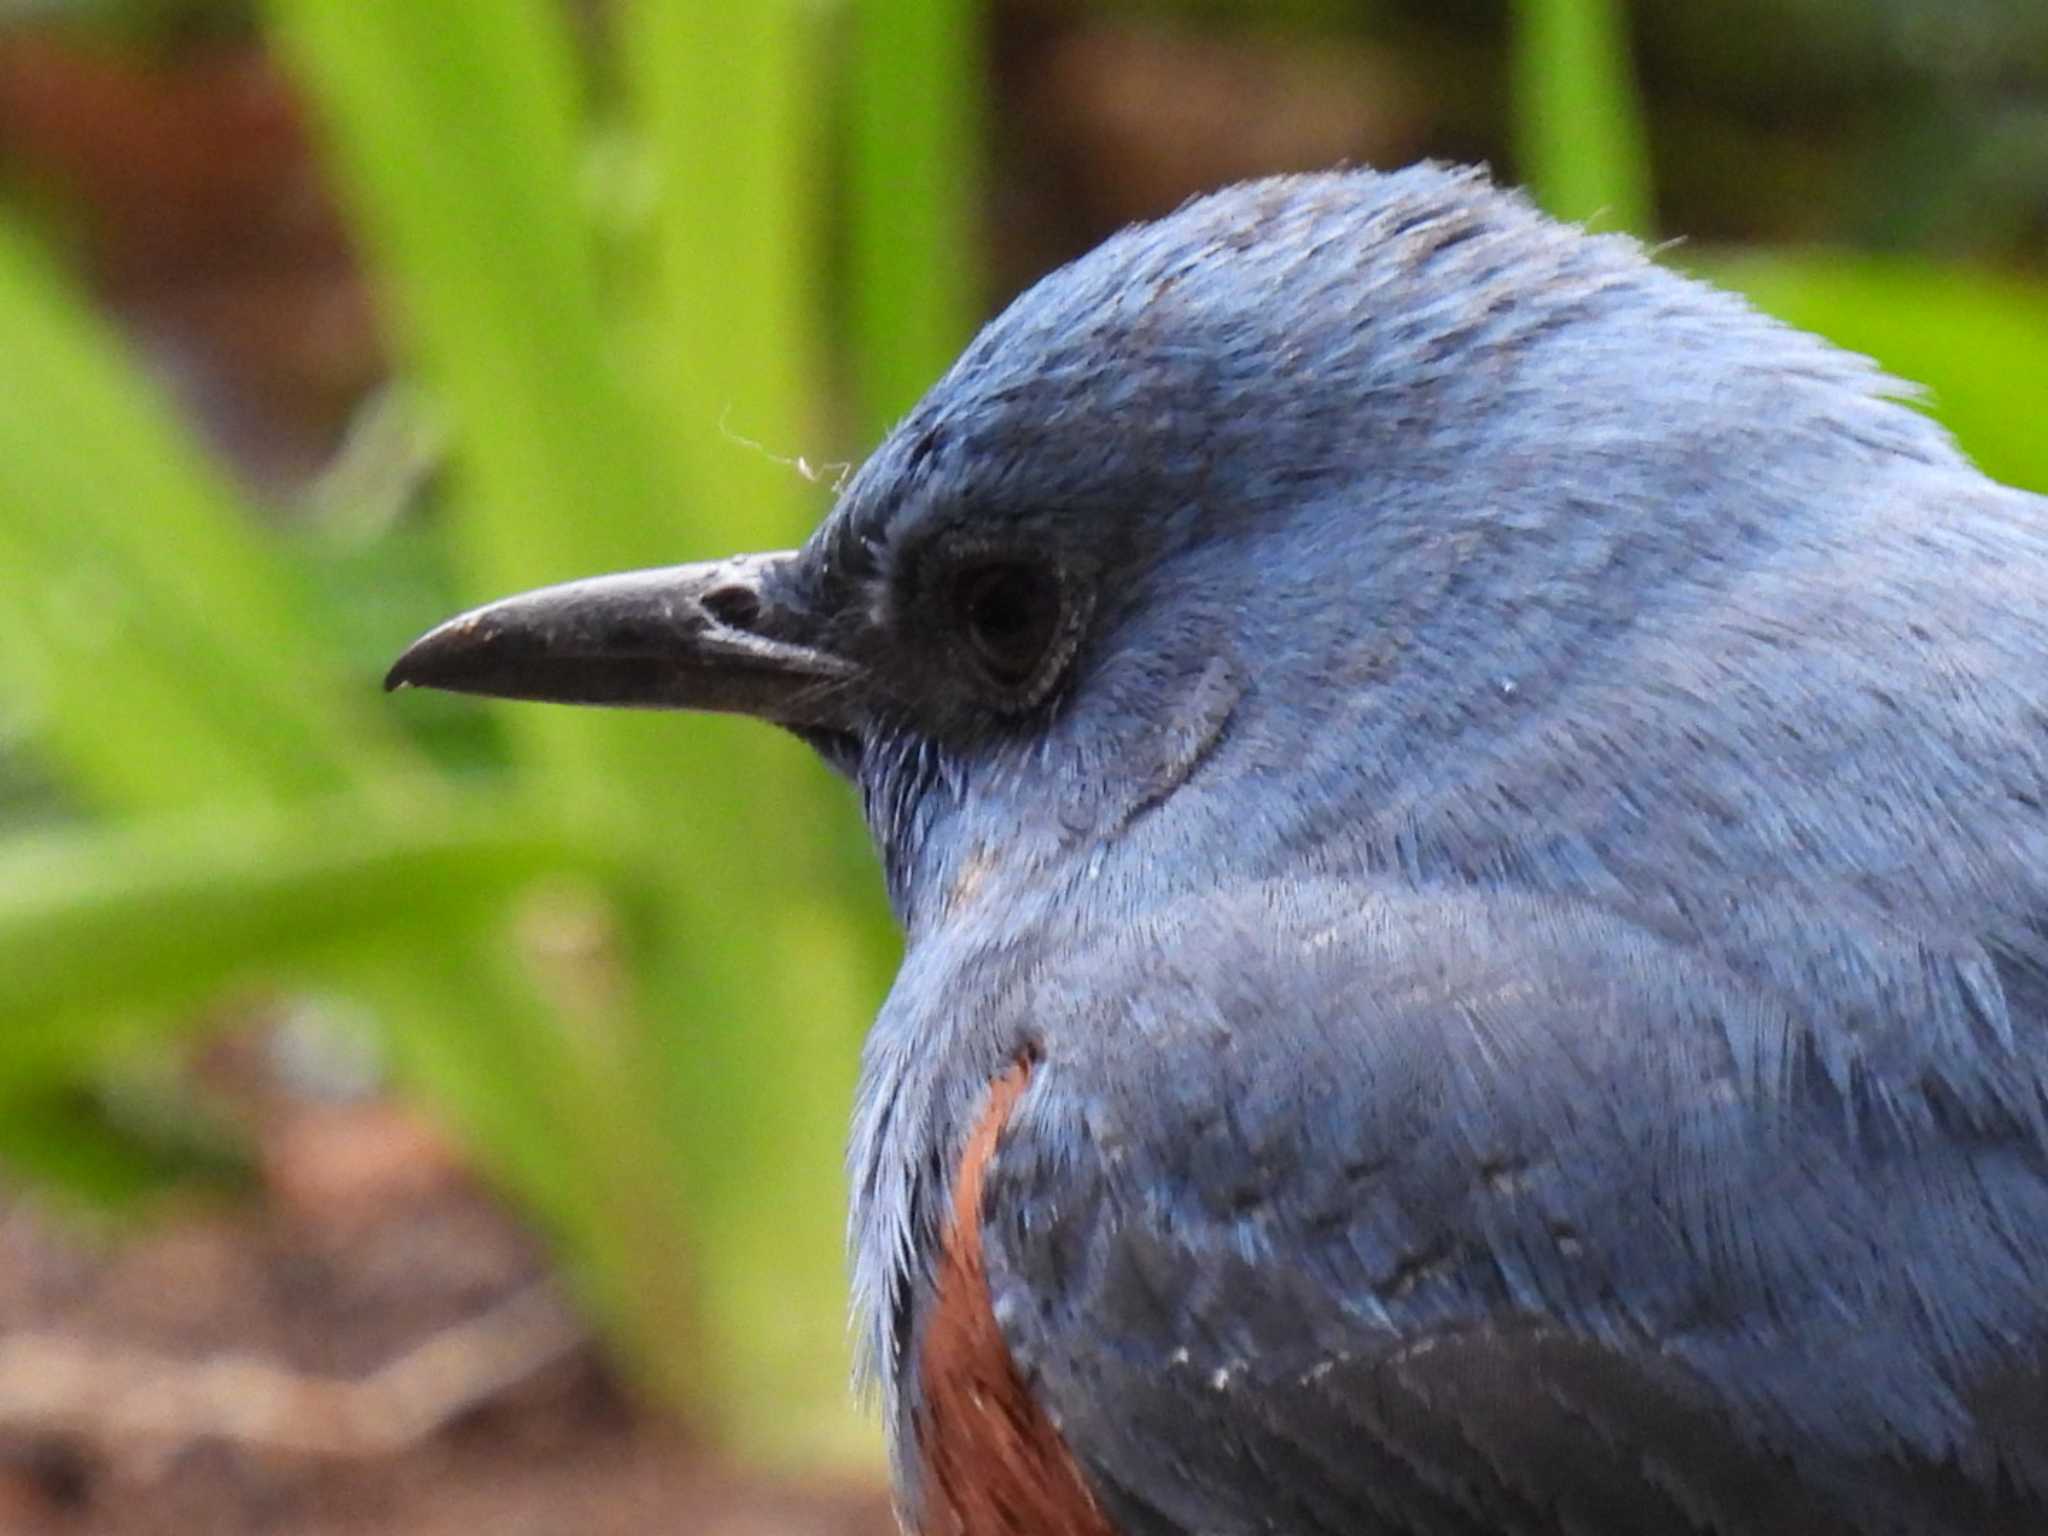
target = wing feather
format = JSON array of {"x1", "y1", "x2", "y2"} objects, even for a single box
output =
[{"x1": 980, "y1": 882, "x2": 2048, "y2": 1535}]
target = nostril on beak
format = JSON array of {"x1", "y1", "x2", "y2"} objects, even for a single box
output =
[{"x1": 702, "y1": 583, "x2": 763, "y2": 632}]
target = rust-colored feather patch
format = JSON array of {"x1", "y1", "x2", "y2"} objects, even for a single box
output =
[{"x1": 917, "y1": 1057, "x2": 1116, "y2": 1536}]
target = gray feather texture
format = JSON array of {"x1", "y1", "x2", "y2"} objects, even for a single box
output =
[{"x1": 823, "y1": 164, "x2": 2048, "y2": 1533}]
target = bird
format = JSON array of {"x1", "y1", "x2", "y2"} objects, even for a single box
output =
[{"x1": 388, "y1": 164, "x2": 2048, "y2": 1535}]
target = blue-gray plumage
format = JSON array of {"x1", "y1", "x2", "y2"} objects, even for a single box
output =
[{"x1": 389, "y1": 164, "x2": 2048, "y2": 1534}]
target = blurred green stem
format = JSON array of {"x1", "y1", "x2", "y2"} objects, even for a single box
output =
[
  {"x1": 1511, "y1": 0, "x2": 1655, "y2": 235},
  {"x1": 620, "y1": 0, "x2": 887, "y2": 1466},
  {"x1": 849, "y1": 0, "x2": 983, "y2": 439}
]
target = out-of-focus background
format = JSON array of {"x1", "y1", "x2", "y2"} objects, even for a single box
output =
[{"x1": 0, "y1": 0, "x2": 2040, "y2": 1530}]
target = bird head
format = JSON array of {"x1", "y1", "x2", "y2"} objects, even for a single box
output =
[{"x1": 389, "y1": 164, "x2": 1950, "y2": 930}]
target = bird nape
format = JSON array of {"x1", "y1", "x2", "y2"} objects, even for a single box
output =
[{"x1": 389, "y1": 164, "x2": 2048, "y2": 1536}]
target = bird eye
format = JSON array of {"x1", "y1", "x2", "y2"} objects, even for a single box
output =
[{"x1": 951, "y1": 560, "x2": 1064, "y2": 695}]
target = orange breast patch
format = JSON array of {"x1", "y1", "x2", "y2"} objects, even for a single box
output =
[{"x1": 916, "y1": 1057, "x2": 1117, "y2": 1536}]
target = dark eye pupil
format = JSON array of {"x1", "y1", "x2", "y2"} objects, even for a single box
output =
[{"x1": 956, "y1": 562, "x2": 1059, "y2": 686}]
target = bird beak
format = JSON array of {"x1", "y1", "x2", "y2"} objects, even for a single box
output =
[{"x1": 384, "y1": 551, "x2": 859, "y2": 732}]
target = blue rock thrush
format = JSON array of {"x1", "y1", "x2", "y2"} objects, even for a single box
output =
[{"x1": 388, "y1": 165, "x2": 2048, "y2": 1534}]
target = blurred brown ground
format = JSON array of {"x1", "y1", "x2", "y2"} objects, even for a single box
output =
[{"x1": 0, "y1": 1037, "x2": 894, "y2": 1534}]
